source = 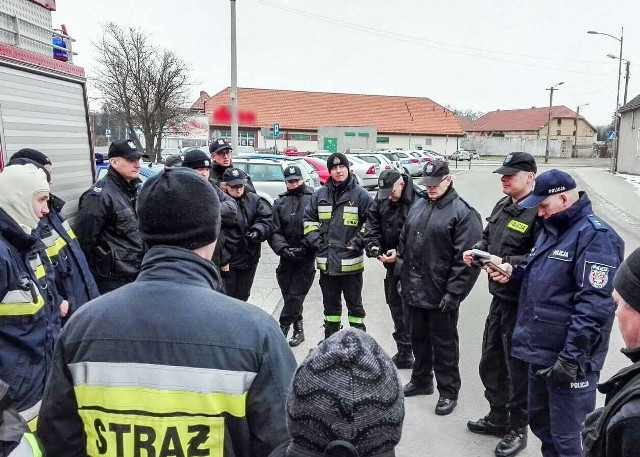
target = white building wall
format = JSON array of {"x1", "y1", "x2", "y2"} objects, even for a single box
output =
[
  {"x1": 618, "y1": 110, "x2": 640, "y2": 175},
  {"x1": 379, "y1": 135, "x2": 461, "y2": 155}
]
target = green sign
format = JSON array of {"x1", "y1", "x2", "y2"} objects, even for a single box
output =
[{"x1": 323, "y1": 137, "x2": 338, "y2": 152}]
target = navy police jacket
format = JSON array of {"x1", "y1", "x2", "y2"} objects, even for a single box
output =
[
  {"x1": 0, "y1": 208, "x2": 60, "y2": 418},
  {"x1": 511, "y1": 193, "x2": 624, "y2": 372},
  {"x1": 35, "y1": 194, "x2": 99, "y2": 318}
]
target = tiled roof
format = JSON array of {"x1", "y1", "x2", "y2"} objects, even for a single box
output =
[
  {"x1": 620, "y1": 94, "x2": 640, "y2": 113},
  {"x1": 204, "y1": 87, "x2": 464, "y2": 136},
  {"x1": 467, "y1": 106, "x2": 588, "y2": 132},
  {"x1": 190, "y1": 91, "x2": 210, "y2": 111}
]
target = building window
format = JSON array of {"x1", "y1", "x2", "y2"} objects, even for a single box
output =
[
  {"x1": 556, "y1": 130, "x2": 561, "y2": 135},
  {"x1": 558, "y1": 119, "x2": 562, "y2": 125},
  {"x1": 291, "y1": 133, "x2": 312, "y2": 141},
  {"x1": 424, "y1": 139, "x2": 432, "y2": 145},
  {"x1": 358, "y1": 132, "x2": 369, "y2": 137},
  {"x1": 572, "y1": 130, "x2": 576, "y2": 136},
  {"x1": 377, "y1": 136, "x2": 389, "y2": 144},
  {"x1": 345, "y1": 132, "x2": 356, "y2": 137}
]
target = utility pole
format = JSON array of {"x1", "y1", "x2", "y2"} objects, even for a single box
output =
[
  {"x1": 230, "y1": 0, "x2": 239, "y2": 157},
  {"x1": 573, "y1": 103, "x2": 588, "y2": 158},
  {"x1": 545, "y1": 81, "x2": 564, "y2": 164},
  {"x1": 624, "y1": 60, "x2": 630, "y2": 105}
]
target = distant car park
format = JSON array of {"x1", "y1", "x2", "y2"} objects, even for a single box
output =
[
  {"x1": 451, "y1": 150, "x2": 472, "y2": 161},
  {"x1": 309, "y1": 152, "x2": 379, "y2": 189},
  {"x1": 392, "y1": 151, "x2": 423, "y2": 176}
]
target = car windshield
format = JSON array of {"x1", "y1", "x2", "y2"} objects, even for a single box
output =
[
  {"x1": 356, "y1": 155, "x2": 380, "y2": 164},
  {"x1": 381, "y1": 153, "x2": 399, "y2": 161},
  {"x1": 247, "y1": 163, "x2": 285, "y2": 181}
]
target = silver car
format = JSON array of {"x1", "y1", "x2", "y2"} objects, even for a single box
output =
[
  {"x1": 393, "y1": 151, "x2": 423, "y2": 176},
  {"x1": 309, "y1": 153, "x2": 380, "y2": 189}
]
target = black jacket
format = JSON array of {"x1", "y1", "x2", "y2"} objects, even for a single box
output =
[
  {"x1": 75, "y1": 167, "x2": 144, "y2": 282},
  {"x1": 269, "y1": 441, "x2": 395, "y2": 457},
  {"x1": 221, "y1": 191, "x2": 272, "y2": 269},
  {"x1": 582, "y1": 348, "x2": 640, "y2": 457},
  {"x1": 473, "y1": 195, "x2": 540, "y2": 302},
  {"x1": 210, "y1": 162, "x2": 256, "y2": 193},
  {"x1": 363, "y1": 174, "x2": 414, "y2": 267},
  {"x1": 269, "y1": 184, "x2": 315, "y2": 258},
  {"x1": 398, "y1": 186, "x2": 483, "y2": 309},
  {"x1": 0, "y1": 380, "x2": 41, "y2": 456},
  {"x1": 36, "y1": 245, "x2": 297, "y2": 457}
]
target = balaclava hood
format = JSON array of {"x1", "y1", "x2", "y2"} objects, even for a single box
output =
[{"x1": 0, "y1": 163, "x2": 49, "y2": 232}]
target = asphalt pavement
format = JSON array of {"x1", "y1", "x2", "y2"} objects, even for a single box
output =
[{"x1": 245, "y1": 158, "x2": 640, "y2": 456}]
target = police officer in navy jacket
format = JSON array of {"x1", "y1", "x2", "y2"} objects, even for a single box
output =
[{"x1": 489, "y1": 169, "x2": 624, "y2": 457}]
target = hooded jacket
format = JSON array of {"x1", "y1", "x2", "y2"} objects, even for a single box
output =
[
  {"x1": 0, "y1": 207, "x2": 60, "y2": 418},
  {"x1": 269, "y1": 184, "x2": 315, "y2": 257},
  {"x1": 511, "y1": 192, "x2": 624, "y2": 371},
  {"x1": 35, "y1": 194, "x2": 99, "y2": 318},
  {"x1": 303, "y1": 174, "x2": 373, "y2": 275},
  {"x1": 36, "y1": 245, "x2": 297, "y2": 457},
  {"x1": 75, "y1": 167, "x2": 144, "y2": 282},
  {"x1": 0, "y1": 380, "x2": 42, "y2": 456},
  {"x1": 397, "y1": 186, "x2": 483, "y2": 309}
]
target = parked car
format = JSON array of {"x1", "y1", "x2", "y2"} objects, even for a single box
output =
[
  {"x1": 451, "y1": 150, "x2": 472, "y2": 161},
  {"x1": 469, "y1": 150, "x2": 481, "y2": 159},
  {"x1": 351, "y1": 153, "x2": 395, "y2": 173},
  {"x1": 283, "y1": 146, "x2": 299, "y2": 156},
  {"x1": 302, "y1": 156, "x2": 330, "y2": 185},
  {"x1": 238, "y1": 153, "x2": 321, "y2": 188},
  {"x1": 421, "y1": 150, "x2": 446, "y2": 161},
  {"x1": 232, "y1": 157, "x2": 320, "y2": 207},
  {"x1": 407, "y1": 150, "x2": 433, "y2": 164},
  {"x1": 392, "y1": 150, "x2": 423, "y2": 176},
  {"x1": 309, "y1": 152, "x2": 379, "y2": 189},
  {"x1": 377, "y1": 151, "x2": 403, "y2": 172}
]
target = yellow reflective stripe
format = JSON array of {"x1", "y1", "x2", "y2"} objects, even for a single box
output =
[
  {"x1": 74, "y1": 385, "x2": 248, "y2": 417},
  {"x1": 343, "y1": 213, "x2": 359, "y2": 226},
  {"x1": 28, "y1": 256, "x2": 46, "y2": 279},
  {"x1": 304, "y1": 222, "x2": 320, "y2": 235},
  {"x1": 507, "y1": 219, "x2": 529, "y2": 234},
  {"x1": 348, "y1": 316, "x2": 364, "y2": 324},
  {"x1": 79, "y1": 410, "x2": 224, "y2": 457},
  {"x1": 342, "y1": 206, "x2": 358, "y2": 213},
  {"x1": 342, "y1": 263, "x2": 364, "y2": 272},
  {"x1": 318, "y1": 205, "x2": 332, "y2": 220},
  {"x1": 62, "y1": 220, "x2": 77, "y2": 240},
  {"x1": 0, "y1": 293, "x2": 45, "y2": 316},
  {"x1": 316, "y1": 256, "x2": 327, "y2": 271},
  {"x1": 342, "y1": 255, "x2": 364, "y2": 266},
  {"x1": 11, "y1": 434, "x2": 42, "y2": 456},
  {"x1": 45, "y1": 235, "x2": 67, "y2": 259},
  {"x1": 19, "y1": 400, "x2": 41, "y2": 424},
  {"x1": 325, "y1": 315, "x2": 341, "y2": 323}
]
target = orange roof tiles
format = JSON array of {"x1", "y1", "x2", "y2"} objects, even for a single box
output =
[
  {"x1": 467, "y1": 106, "x2": 587, "y2": 132},
  {"x1": 204, "y1": 87, "x2": 464, "y2": 136},
  {"x1": 190, "y1": 91, "x2": 210, "y2": 111}
]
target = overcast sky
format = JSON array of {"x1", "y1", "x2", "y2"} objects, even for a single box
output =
[{"x1": 54, "y1": 0, "x2": 638, "y2": 126}]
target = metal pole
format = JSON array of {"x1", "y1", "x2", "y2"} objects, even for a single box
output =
[
  {"x1": 573, "y1": 105, "x2": 580, "y2": 159},
  {"x1": 624, "y1": 60, "x2": 630, "y2": 105},
  {"x1": 612, "y1": 27, "x2": 624, "y2": 173},
  {"x1": 545, "y1": 88, "x2": 554, "y2": 164},
  {"x1": 230, "y1": 0, "x2": 239, "y2": 157}
]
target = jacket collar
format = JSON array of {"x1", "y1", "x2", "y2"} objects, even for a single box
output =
[
  {"x1": 137, "y1": 245, "x2": 224, "y2": 292},
  {"x1": 107, "y1": 166, "x2": 141, "y2": 196},
  {"x1": 422, "y1": 185, "x2": 458, "y2": 208},
  {"x1": 48, "y1": 193, "x2": 65, "y2": 214},
  {"x1": 400, "y1": 173, "x2": 415, "y2": 204},
  {"x1": 279, "y1": 184, "x2": 315, "y2": 198},
  {"x1": 0, "y1": 207, "x2": 39, "y2": 252},
  {"x1": 543, "y1": 192, "x2": 592, "y2": 233},
  {"x1": 622, "y1": 346, "x2": 640, "y2": 363},
  {"x1": 284, "y1": 441, "x2": 396, "y2": 457},
  {"x1": 597, "y1": 356, "x2": 640, "y2": 396}
]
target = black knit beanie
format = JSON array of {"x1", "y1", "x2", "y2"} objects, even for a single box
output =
[
  {"x1": 137, "y1": 168, "x2": 221, "y2": 249},
  {"x1": 11, "y1": 148, "x2": 52, "y2": 167},
  {"x1": 287, "y1": 329, "x2": 404, "y2": 455},
  {"x1": 326, "y1": 152, "x2": 350, "y2": 171},
  {"x1": 614, "y1": 247, "x2": 640, "y2": 312}
]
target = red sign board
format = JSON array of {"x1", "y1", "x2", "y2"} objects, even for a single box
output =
[
  {"x1": 28, "y1": 0, "x2": 56, "y2": 10},
  {"x1": 212, "y1": 105, "x2": 257, "y2": 125}
]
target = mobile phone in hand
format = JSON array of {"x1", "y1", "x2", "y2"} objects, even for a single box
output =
[{"x1": 483, "y1": 261, "x2": 511, "y2": 278}]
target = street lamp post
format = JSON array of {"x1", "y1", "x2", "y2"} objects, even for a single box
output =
[
  {"x1": 588, "y1": 27, "x2": 623, "y2": 172},
  {"x1": 573, "y1": 103, "x2": 589, "y2": 158},
  {"x1": 230, "y1": 0, "x2": 239, "y2": 157},
  {"x1": 545, "y1": 81, "x2": 564, "y2": 164},
  {"x1": 607, "y1": 54, "x2": 631, "y2": 106}
]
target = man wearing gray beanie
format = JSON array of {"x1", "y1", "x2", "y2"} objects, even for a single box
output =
[
  {"x1": 37, "y1": 168, "x2": 298, "y2": 457},
  {"x1": 270, "y1": 329, "x2": 405, "y2": 457},
  {"x1": 583, "y1": 247, "x2": 640, "y2": 456}
]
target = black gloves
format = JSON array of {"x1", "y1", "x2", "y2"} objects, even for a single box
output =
[
  {"x1": 365, "y1": 242, "x2": 381, "y2": 258},
  {"x1": 536, "y1": 357, "x2": 579, "y2": 385},
  {"x1": 245, "y1": 230, "x2": 261, "y2": 243},
  {"x1": 281, "y1": 247, "x2": 306, "y2": 260},
  {"x1": 438, "y1": 293, "x2": 460, "y2": 313}
]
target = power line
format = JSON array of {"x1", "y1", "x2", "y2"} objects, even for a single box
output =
[{"x1": 253, "y1": 0, "x2": 607, "y2": 76}]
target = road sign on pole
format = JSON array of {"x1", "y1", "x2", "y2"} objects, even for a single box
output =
[
  {"x1": 273, "y1": 123, "x2": 280, "y2": 138},
  {"x1": 607, "y1": 130, "x2": 619, "y2": 140}
]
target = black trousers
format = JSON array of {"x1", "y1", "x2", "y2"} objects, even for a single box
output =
[
  {"x1": 277, "y1": 257, "x2": 316, "y2": 326},
  {"x1": 383, "y1": 269, "x2": 411, "y2": 351},
  {"x1": 479, "y1": 296, "x2": 529, "y2": 427},
  {"x1": 222, "y1": 264, "x2": 258, "y2": 302},
  {"x1": 409, "y1": 305, "x2": 461, "y2": 400},
  {"x1": 319, "y1": 271, "x2": 365, "y2": 325}
]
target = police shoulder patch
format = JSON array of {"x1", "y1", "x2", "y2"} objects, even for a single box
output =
[
  {"x1": 588, "y1": 263, "x2": 610, "y2": 289},
  {"x1": 587, "y1": 214, "x2": 608, "y2": 232}
]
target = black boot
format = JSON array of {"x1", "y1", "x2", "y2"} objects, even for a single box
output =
[
  {"x1": 280, "y1": 324, "x2": 290, "y2": 338},
  {"x1": 391, "y1": 347, "x2": 414, "y2": 369},
  {"x1": 289, "y1": 319, "x2": 305, "y2": 347},
  {"x1": 350, "y1": 322, "x2": 366, "y2": 332},
  {"x1": 323, "y1": 321, "x2": 342, "y2": 341},
  {"x1": 467, "y1": 409, "x2": 509, "y2": 437},
  {"x1": 494, "y1": 427, "x2": 527, "y2": 457}
]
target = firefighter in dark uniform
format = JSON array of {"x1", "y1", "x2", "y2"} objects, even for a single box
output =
[
  {"x1": 463, "y1": 152, "x2": 539, "y2": 457},
  {"x1": 9, "y1": 149, "x2": 99, "y2": 323},
  {"x1": 75, "y1": 139, "x2": 144, "y2": 293},
  {"x1": 219, "y1": 168, "x2": 272, "y2": 301},
  {"x1": 398, "y1": 161, "x2": 482, "y2": 416},
  {"x1": 0, "y1": 163, "x2": 61, "y2": 427},
  {"x1": 363, "y1": 169, "x2": 415, "y2": 369},
  {"x1": 303, "y1": 152, "x2": 373, "y2": 339},
  {"x1": 489, "y1": 169, "x2": 624, "y2": 457},
  {"x1": 36, "y1": 168, "x2": 297, "y2": 456},
  {"x1": 269, "y1": 165, "x2": 316, "y2": 347}
]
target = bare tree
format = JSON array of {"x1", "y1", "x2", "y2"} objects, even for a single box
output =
[{"x1": 93, "y1": 23, "x2": 191, "y2": 162}]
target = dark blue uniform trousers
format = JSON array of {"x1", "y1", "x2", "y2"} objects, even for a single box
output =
[{"x1": 528, "y1": 364, "x2": 598, "y2": 457}]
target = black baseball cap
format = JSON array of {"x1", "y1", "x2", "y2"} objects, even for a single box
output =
[
  {"x1": 284, "y1": 165, "x2": 303, "y2": 181},
  {"x1": 222, "y1": 167, "x2": 248, "y2": 186},
  {"x1": 493, "y1": 152, "x2": 537, "y2": 175},
  {"x1": 518, "y1": 169, "x2": 577, "y2": 208},
  {"x1": 209, "y1": 138, "x2": 232, "y2": 155},
  {"x1": 419, "y1": 161, "x2": 450, "y2": 186},
  {"x1": 376, "y1": 170, "x2": 402, "y2": 200},
  {"x1": 108, "y1": 140, "x2": 141, "y2": 160}
]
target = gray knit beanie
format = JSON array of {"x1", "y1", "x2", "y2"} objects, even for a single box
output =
[
  {"x1": 287, "y1": 329, "x2": 404, "y2": 455},
  {"x1": 614, "y1": 247, "x2": 640, "y2": 312}
]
